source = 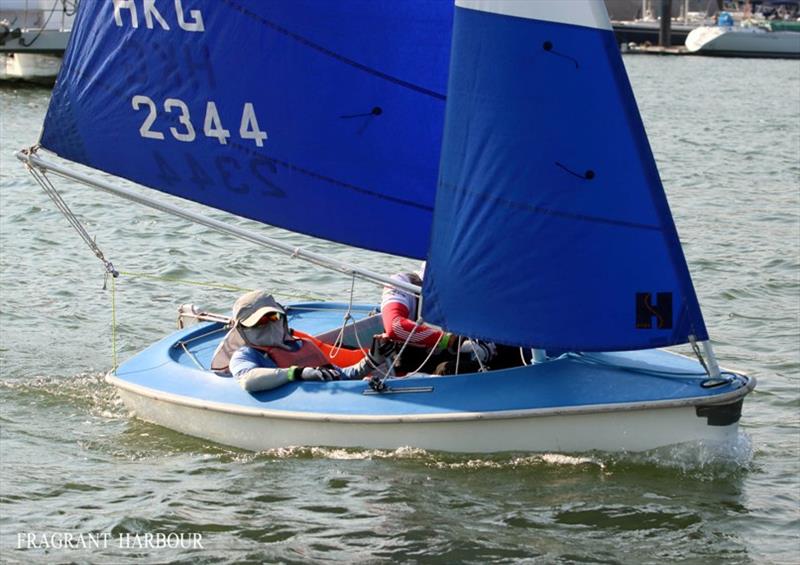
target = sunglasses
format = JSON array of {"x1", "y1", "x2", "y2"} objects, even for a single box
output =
[{"x1": 253, "y1": 312, "x2": 283, "y2": 326}]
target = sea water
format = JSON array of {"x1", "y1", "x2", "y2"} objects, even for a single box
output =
[{"x1": 1, "y1": 55, "x2": 798, "y2": 563}]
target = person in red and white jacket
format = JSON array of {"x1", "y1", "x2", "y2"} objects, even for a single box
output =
[
  {"x1": 379, "y1": 267, "x2": 496, "y2": 374},
  {"x1": 381, "y1": 269, "x2": 456, "y2": 350}
]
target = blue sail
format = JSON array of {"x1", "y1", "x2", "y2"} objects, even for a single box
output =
[
  {"x1": 422, "y1": 1, "x2": 709, "y2": 350},
  {"x1": 40, "y1": 0, "x2": 453, "y2": 259}
]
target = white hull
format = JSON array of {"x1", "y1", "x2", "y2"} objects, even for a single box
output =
[
  {"x1": 686, "y1": 26, "x2": 800, "y2": 58},
  {"x1": 0, "y1": 52, "x2": 61, "y2": 83},
  {"x1": 116, "y1": 384, "x2": 741, "y2": 454},
  {"x1": 100, "y1": 309, "x2": 754, "y2": 455}
]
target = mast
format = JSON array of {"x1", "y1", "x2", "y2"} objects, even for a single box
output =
[{"x1": 659, "y1": 0, "x2": 673, "y2": 47}]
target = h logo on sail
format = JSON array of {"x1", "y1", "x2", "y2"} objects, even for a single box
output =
[{"x1": 636, "y1": 292, "x2": 673, "y2": 329}]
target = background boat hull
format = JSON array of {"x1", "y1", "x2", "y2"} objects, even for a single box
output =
[{"x1": 686, "y1": 26, "x2": 800, "y2": 58}]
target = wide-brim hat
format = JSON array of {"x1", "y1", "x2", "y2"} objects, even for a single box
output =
[{"x1": 232, "y1": 290, "x2": 286, "y2": 327}]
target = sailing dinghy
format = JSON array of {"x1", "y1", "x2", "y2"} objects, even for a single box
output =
[{"x1": 19, "y1": 0, "x2": 754, "y2": 453}]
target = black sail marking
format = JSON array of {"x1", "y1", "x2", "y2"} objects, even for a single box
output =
[
  {"x1": 542, "y1": 40, "x2": 579, "y2": 69},
  {"x1": 556, "y1": 162, "x2": 596, "y2": 181}
]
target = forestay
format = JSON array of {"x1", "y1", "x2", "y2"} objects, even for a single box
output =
[
  {"x1": 422, "y1": 0, "x2": 709, "y2": 351},
  {"x1": 40, "y1": 0, "x2": 453, "y2": 259}
]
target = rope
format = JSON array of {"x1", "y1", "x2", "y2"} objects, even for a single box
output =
[
  {"x1": 111, "y1": 274, "x2": 118, "y2": 370},
  {"x1": 119, "y1": 271, "x2": 252, "y2": 293},
  {"x1": 363, "y1": 319, "x2": 421, "y2": 390},
  {"x1": 23, "y1": 148, "x2": 329, "y2": 372},
  {"x1": 370, "y1": 317, "x2": 445, "y2": 389},
  {"x1": 117, "y1": 271, "x2": 327, "y2": 301},
  {"x1": 328, "y1": 272, "x2": 357, "y2": 360},
  {"x1": 473, "y1": 341, "x2": 488, "y2": 373},
  {"x1": 392, "y1": 291, "x2": 445, "y2": 377},
  {"x1": 402, "y1": 328, "x2": 444, "y2": 376},
  {"x1": 118, "y1": 271, "x2": 329, "y2": 302},
  {"x1": 350, "y1": 318, "x2": 370, "y2": 352},
  {"x1": 23, "y1": 148, "x2": 402, "y2": 377}
]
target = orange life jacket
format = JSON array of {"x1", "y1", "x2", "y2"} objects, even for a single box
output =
[
  {"x1": 291, "y1": 330, "x2": 368, "y2": 366},
  {"x1": 255, "y1": 336, "x2": 330, "y2": 368}
]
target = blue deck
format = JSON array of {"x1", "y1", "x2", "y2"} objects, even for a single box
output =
[{"x1": 113, "y1": 303, "x2": 751, "y2": 417}]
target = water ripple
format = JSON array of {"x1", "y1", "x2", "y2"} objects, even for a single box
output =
[{"x1": 1, "y1": 55, "x2": 798, "y2": 564}]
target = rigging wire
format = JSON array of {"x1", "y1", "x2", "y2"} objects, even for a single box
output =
[
  {"x1": 19, "y1": 148, "x2": 422, "y2": 299},
  {"x1": 25, "y1": 153, "x2": 121, "y2": 369},
  {"x1": 24, "y1": 150, "x2": 119, "y2": 280},
  {"x1": 24, "y1": 150, "x2": 724, "y2": 386},
  {"x1": 23, "y1": 148, "x2": 335, "y2": 371},
  {"x1": 688, "y1": 334, "x2": 711, "y2": 375},
  {"x1": 19, "y1": 0, "x2": 60, "y2": 47}
]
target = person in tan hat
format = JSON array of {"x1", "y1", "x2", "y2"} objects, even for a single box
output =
[{"x1": 210, "y1": 290, "x2": 389, "y2": 392}]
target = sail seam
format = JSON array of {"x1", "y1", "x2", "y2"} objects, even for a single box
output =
[
  {"x1": 227, "y1": 141, "x2": 434, "y2": 212},
  {"x1": 438, "y1": 181, "x2": 661, "y2": 232},
  {"x1": 54, "y1": 67, "x2": 433, "y2": 212},
  {"x1": 221, "y1": 0, "x2": 447, "y2": 101}
]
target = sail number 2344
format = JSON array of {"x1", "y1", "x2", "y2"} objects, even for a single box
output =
[{"x1": 131, "y1": 95, "x2": 267, "y2": 147}]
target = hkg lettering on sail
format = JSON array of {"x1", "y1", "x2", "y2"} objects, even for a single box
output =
[{"x1": 113, "y1": 0, "x2": 204, "y2": 32}]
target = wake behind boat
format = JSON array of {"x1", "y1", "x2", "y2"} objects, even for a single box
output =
[{"x1": 18, "y1": 0, "x2": 755, "y2": 454}]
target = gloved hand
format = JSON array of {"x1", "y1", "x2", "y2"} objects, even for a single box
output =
[
  {"x1": 337, "y1": 337, "x2": 395, "y2": 380},
  {"x1": 297, "y1": 366, "x2": 342, "y2": 381},
  {"x1": 437, "y1": 332, "x2": 461, "y2": 353},
  {"x1": 369, "y1": 335, "x2": 396, "y2": 365},
  {"x1": 460, "y1": 340, "x2": 496, "y2": 363}
]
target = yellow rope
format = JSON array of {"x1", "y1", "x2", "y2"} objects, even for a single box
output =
[
  {"x1": 118, "y1": 270, "x2": 253, "y2": 293},
  {"x1": 106, "y1": 270, "x2": 331, "y2": 370},
  {"x1": 111, "y1": 274, "x2": 118, "y2": 371},
  {"x1": 118, "y1": 270, "x2": 326, "y2": 301}
]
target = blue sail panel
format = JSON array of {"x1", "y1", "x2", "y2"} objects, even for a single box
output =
[
  {"x1": 423, "y1": 1, "x2": 708, "y2": 350},
  {"x1": 40, "y1": 0, "x2": 453, "y2": 259}
]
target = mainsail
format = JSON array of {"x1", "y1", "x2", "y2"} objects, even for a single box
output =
[
  {"x1": 39, "y1": 0, "x2": 708, "y2": 353},
  {"x1": 40, "y1": 0, "x2": 453, "y2": 259},
  {"x1": 422, "y1": 0, "x2": 709, "y2": 350}
]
